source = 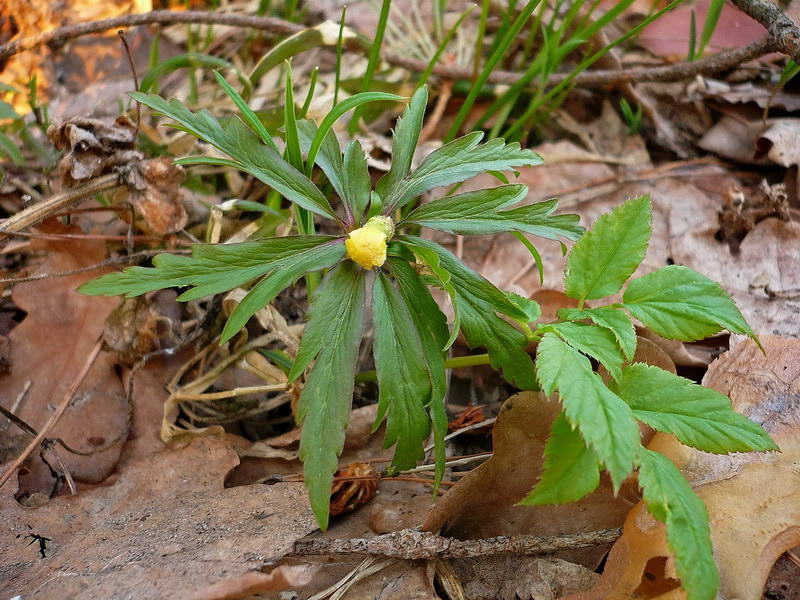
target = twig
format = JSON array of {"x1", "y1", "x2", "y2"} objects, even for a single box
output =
[
  {"x1": 291, "y1": 527, "x2": 622, "y2": 559},
  {"x1": 0, "y1": 173, "x2": 122, "y2": 242},
  {"x1": 0, "y1": 338, "x2": 103, "y2": 490}
]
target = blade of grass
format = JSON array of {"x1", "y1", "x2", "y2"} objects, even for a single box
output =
[
  {"x1": 299, "y1": 66, "x2": 319, "y2": 118},
  {"x1": 348, "y1": 0, "x2": 392, "y2": 135},
  {"x1": 698, "y1": 0, "x2": 725, "y2": 57},
  {"x1": 444, "y1": 0, "x2": 542, "y2": 142},
  {"x1": 334, "y1": 5, "x2": 347, "y2": 106},
  {"x1": 688, "y1": 9, "x2": 698, "y2": 60},
  {"x1": 419, "y1": 5, "x2": 475, "y2": 87},
  {"x1": 473, "y1": 0, "x2": 491, "y2": 81},
  {"x1": 213, "y1": 71, "x2": 280, "y2": 153}
]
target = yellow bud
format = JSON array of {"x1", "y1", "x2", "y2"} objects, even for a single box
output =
[{"x1": 345, "y1": 216, "x2": 394, "y2": 270}]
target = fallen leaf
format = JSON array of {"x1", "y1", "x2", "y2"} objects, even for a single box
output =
[
  {"x1": 567, "y1": 335, "x2": 800, "y2": 600},
  {"x1": 0, "y1": 436, "x2": 317, "y2": 599},
  {"x1": 119, "y1": 158, "x2": 189, "y2": 235}
]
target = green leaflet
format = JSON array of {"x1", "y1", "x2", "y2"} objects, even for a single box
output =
[
  {"x1": 613, "y1": 364, "x2": 777, "y2": 453},
  {"x1": 372, "y1": 273, "x2": 433, "y2": 472},
  {"x1": 638, "y1": 449, "x2": 718, "y2": 600},
  {"x1": 387, "y1": 257, "x2": 449, "y2": 488},
  {"x1": 213, "y1": 71, "x2": 279, "y2": 153},
  {"x1": 564, "y1": 195, "x2": 651, "y2": 302},
  {"x1": 130, "y1": 92, "x2": 336, "y2": 220},
  {"x1": 622, "y1": 265, "x2": 758, "y2": 343},
  {"x1": 540, "y1": 321, "x2": 625, "y2": 381},
  {"x1": 384, "y1": 132, "x2": 543, "y2": 213},
  {"x1": 521, "y1": 412, "x2": 601, "y2": 505},
  {"x1": 342, "y1": 140, "x2": 372, "y2": 226},
  {"x1": 220, "y1": 242, "x2": 346, "y2": 343},
  {"x1": 557, "y1": 307, "x2": 637, "y2": 362},
  {"x1": 402, "y1": 184, "x2": 582, "y2": 241},
  {"x1": 376, "y1": 86, "x2": 428, "y2": 198},
  {"x1": 400, "y1": 236, "x2": 536, "y2": 389},
  {"x1": 295, "y1": 263, "x2": 367, "y2": 529},
  {"x1": 535, "y1": 333, "x2": 640, "y2": 489},
  {"x1": 79, "y1": 236, "x2": 341, "y2": 299}
]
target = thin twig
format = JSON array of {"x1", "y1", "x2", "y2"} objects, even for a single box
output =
[
  {"x1": 0, "y1": 338, "x2": 103, "y2": 490},
  {"x1": 291, "y1": 527, "x2": 622, "y2": 559}
]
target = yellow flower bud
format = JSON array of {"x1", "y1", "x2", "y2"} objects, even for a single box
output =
[{"x1": 345, "y1": 216, "x2": 394, "y2": 270}]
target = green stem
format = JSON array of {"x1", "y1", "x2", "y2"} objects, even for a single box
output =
[{"x1": 354, "y1": 353, "x2": 491, "y2": 383}]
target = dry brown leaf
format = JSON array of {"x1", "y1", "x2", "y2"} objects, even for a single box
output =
[
  {"x1": 0, "y1": 223, "x2": 127, "y2": 491},
  {"x1": 567, "y1": 335, "x2": 800, "y2": 600},
  {"x1": 0, "y1": 437, "x2": 317, "y2": 599},
  {"x1": 423, "y1": 392, "x2": 640, "y2": 568},
  {"x1": 119, "y1": 158, "x2": 189, "y2": 235},
  {"x1": 186, "y1": 564, "x2": 315, "y2": 600}
]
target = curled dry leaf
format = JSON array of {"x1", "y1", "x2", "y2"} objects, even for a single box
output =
[
  {"x1": 567, "y1": 335, "x2": 800, "y2": 600},
  {"x1": 330, "y1": 462, "x2": 380, "y2": 517},
  {"x1": 448, "y1": 405, "x2": 489, "y2": 433},
  {"x1": 119, "y1": 158, "x2": 189, "y2": 235},
  {"x1": 0, "y1": 437, "x2": 317, "y2": 600}
]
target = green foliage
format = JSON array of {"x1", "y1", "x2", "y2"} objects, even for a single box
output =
[
  {"x1": 619, "y1": 98, "x2": 643, "y2": 134},
  {"x1": 82, "y1": 83, "x2": 777, "y2": 600}
]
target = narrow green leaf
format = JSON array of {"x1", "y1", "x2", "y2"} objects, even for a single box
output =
[
  {"x1": 348, "y1": 0, "x2": 392, "y2": 134},
  {"x1": 213, "y1": 71, "x2": 279, "y2": 153},
  {"x1": 613, "y1": 364, "x2": 778, "y2": 453},
  {"x1": 130, "y1": 92, "x2": 336, "y2": 220},
  {"x1": 557, "y1": 307, "x2": 637, "y2": 362},
  {"x1": 638, "y1": 449, "x2": 719, "y2": 600},
  {"x1": 296, "y1": 263, "x2": 366, "y2": 528},
  {"x1": 376, "y1": 86, "x2": 428, "y2": 198},
  {"x1": 542, "y1": 321, "x2": 625, "y2": 381},
  {"x1": 221, "y1": 241, "x2": 345, "y2": 342},
  {"x1": 403, "y1": 184, "x2": 582, "y2": 241},
  {"x1": 342, "y1": 140, "x2": 371, "y2": 226},
  {"x1": 79, "y1": 236, "x2": 341, "y2": 299},
  {"x1": 535, "y1": 333, "x2": 640, "y2": 489},
  {"x1": 520, "y1": 413, "x2": 600, "y2": 505},
  {"x1": 384, "y1": 133, "x2": 543, "y2": 213},
  {"x1": 0, "y1": 131, "x2": 24, "y2": 165},
  {"x1": 297, "y1": 119, "x2": 345, "y2": 206},
  {"x1": 622, "y1": 265, "x2": 757, "y2": 343},
  {"x1": 283, "y1": 65, "x2": 304, "y2": 172},
  {"x1": 564, "y1": 195, "x2": 651, "y2": 302},
  {"x1": 373, "y1": 273, "x2": 433, "y2": 471}
]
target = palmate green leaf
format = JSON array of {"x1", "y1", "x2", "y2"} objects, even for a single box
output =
[
  {"x1": 402, "y1": 184, "x2": 582, "y2": 241},
  {"x1": 373, "y1": 273, "x2": 433, "y2": 472},
  {"x1": 220, "y1": 241, "x2": 346, "y2": 343},
  {"x1": 384, "y1": 132, "x2": 543, "y2": 213},
  {"x1": 376, "y1": 86, "x2": 428, "y2": 198},
  {"x1": 622, "y1": 265, "x2": 758, "y2": 343},
  {"x1": 520, "y1": 412, "x2": 601, "y2": 505},
  {"x1": 387, "y1": 257, "x2": 449, "y2": 487},
  {"x1": 535, "y1": 333, "x2": 640, "y2": 489},
  {"x1": 638, "y1": 449, "x2": 718, "y2": 600},
  {"x1": 564, "y1": 195, "x2": 651, "y2": 302},
  {"x1": 79, "y1": 235, "x2": 341, "y2": 300},
  {"x1": 613, "y1": 364, "x2": 777, "y2": 453},
  {"x1": 295, "y1": 263, "x2": 366, "y2": 529},
  {"x1": 557, "y1": 307, "x2": 637, "y2": 361},
  {"x1": 130, "y1": 92, "x2": 336, "y2": 220},
  {"x1": 400, "y1": 236, "x2": 536, "y2": 389},
  {"x1": 541, "y1": 321, "x2": 625, "y2": 381}
]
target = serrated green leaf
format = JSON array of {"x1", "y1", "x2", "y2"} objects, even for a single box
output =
[
  {"x1": 542, "y1": 321, "x2": 625, "y2": 381},
  {"x1": 638, "y1": 448, "x2": 718, "y2": 600},
  {"x1": 387, "y1": 257, "x2": 449, "y2": 488},
  {"x1": 564, "y1": 195, "x2": 651, "y2": 302},
  {"x1": 342, "y1": 140, "x2": 371, "y2": 226},
  {"x1": 220, "y1": 241, "x2": 345, "y2": 343},
  {"x1": 376, "y1": 86, "x2": 428, "y2": 198},
  {"x1": 613, "y1": 364, "x2": 777, "y2": 453},
  {"x1": 535, "y1": 333, "x2": 640, "y2": 489},
  {"x1": 79, "y1": 236, "x2": 342, "y2": 299},
  {"x1": 384, "y1": 132, "x2": 543, "y2": 212},
  {"x1": 622, "y1": 265, "x2": 757, "y2": 343},
  {"x1": 372, "y1": 273, "x2": 432, "y2": 471},
  {"x1": 521, "y1": 412, "x2": 601, "y2": 505},
  {"x1": 557, "y1": 307, "x2": 637, "y2": 361},
  {"x1": 130, "y1": 92, "x2": 336, "y2": 220},
  {"x1": 296, "y1": 263, "x2": 366, "y2": 529},
  {"x1": 403, "y1": 184, "x2": 582, "y2": 241},
  {"x1": 505, "y1": 291, "x2": 541, "y2": 324},
  {"x1": 400, "y1": 236, "x2": 536, "y2": 389}
]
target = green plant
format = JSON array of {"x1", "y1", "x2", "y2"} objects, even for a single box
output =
[
  {"x1": 619, "y1": 97, "x2": 643, "y2": 134},
  {"x1": 80, "y1": 83, "x2": 776, "y2": 600}
]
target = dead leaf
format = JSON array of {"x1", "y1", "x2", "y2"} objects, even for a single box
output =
[
  {"x1": 102, "y1": 291, "x2": 180, "y2": 366},
  {"x1": 119, "y1": 158, "x2": 189, "y2": 235},
  {"x1": 187, "y1": 564, "x2": 315, "y2": 600},
  {"x1": 0, "y1": 437, "x2": 317, "y2": 599},
  {"x1": 567, "y1": 335, "x2": 800, "y2": 600}
]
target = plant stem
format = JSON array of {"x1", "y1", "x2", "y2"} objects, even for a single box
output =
[{"x1": 354, "y1": 352, "x2": 491, "y2": 383}]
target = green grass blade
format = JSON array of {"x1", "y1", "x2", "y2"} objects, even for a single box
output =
[
  {"x1": 419, "y1": 5, "x2": 475, "y2": 87},
  {"x1": 213, "y1": 71, "x2": 280, "y2": 153},
  {"x1": 698, "y1": 0, "x2": 725, "y2": 57}
]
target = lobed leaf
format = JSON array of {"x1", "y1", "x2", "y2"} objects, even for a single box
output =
[
  {"x1": 79, "y1": 236, "x2": 342, "y2": 300},
  {"x1": 557, "y1": 306, "x2": 637, "y2": 361},
  {"x1": 376, "y1": 86, "x2": 428, "y2": 198},
  {"x1": 638, "y1": 448, "x2": 718, "y2": 600},
  {"x1": 295, "y1": 263, "x2": 367, "y2": 528},
  {"x1": 520, "y1": 413, "x2": 601, "y2": 505},
  {"x1": 622, "y1": 265, "x2": 758, "y2": 343},
  {"x1": 564, "y1": 195, "x2": 651, "y2": 302},
  {"x1": 612, "y1": 364, "x2": 777, "y2": 453},
  {"x1": 535, "y1": 333, "x2": 640, "y2": 489},
  {"x1": 541, "y1": 321, "x2": 625, "y2": 381}
]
